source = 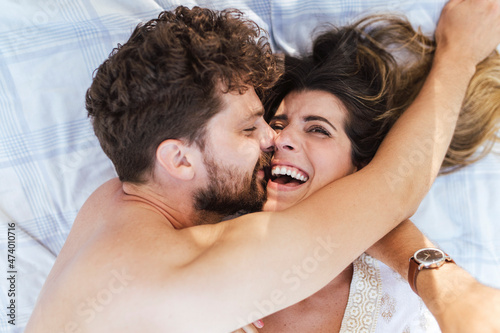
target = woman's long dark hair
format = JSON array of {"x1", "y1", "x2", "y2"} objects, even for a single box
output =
[{"x1": 264, "y1": 15, "x2": 499, "y2": 172}]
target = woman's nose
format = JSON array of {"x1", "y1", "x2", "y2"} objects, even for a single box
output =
[{"x1": 274, "y1": 128, "x2": 296, "y2": 151}]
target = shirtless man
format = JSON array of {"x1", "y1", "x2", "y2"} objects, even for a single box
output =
[{"x1": 26, "y1": 1, "x2": 500, "y2": 332}]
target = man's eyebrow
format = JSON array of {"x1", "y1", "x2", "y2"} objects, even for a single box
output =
[
  {"x1": 246, "y1": 108, "x2": 265, "y2": 121},
  {"x1": 304, "y1": 115, "x2": 337, "y2": 131}
]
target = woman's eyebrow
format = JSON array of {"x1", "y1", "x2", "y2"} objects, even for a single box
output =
[
  {"x1": 271, "y1": 114, "x2": 288, "y2": 122},
  {"x1": 304, "y1": 115, "x2": 337, "y2": 131}
]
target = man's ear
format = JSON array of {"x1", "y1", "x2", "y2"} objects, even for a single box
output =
[{"x1": 156, "y1": 140, "x2": 196, "y2": 180}]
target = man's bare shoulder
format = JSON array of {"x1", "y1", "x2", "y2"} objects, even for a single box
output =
[
  {"x1": 62, "y1": 178, "x2": 175, "y2": 255},
  {"x1": 26, "y1": 178, "x2": 202, "y2": 332}
]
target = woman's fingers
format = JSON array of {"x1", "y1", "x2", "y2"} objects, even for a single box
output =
[
  {"x1": 233, "y1": 319, "x2": 264, "y2": 333},
  {"x1": 241, "y1": 324, "x2": 259, "y2": 333}
]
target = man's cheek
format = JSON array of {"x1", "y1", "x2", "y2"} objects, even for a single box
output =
[{"x1": 238, "y1": 143, "x2": 261, "y2": 167}]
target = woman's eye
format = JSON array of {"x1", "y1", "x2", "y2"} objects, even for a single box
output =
[
  {"x1": 308, "y1": 126, "x2": 331, "y2": 137},
  {"x1": 244, "y1": 126, "x2": 257, "y2": 133},
  {"x1": 270, "y1": 123, "x2": 284, "y2": 131}
]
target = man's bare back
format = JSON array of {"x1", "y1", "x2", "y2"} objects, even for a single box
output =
[{"x1": 27, "y1": 179, "x2": 178, "y2": 331}]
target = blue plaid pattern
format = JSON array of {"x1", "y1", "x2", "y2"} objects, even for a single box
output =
[{"x1": 0, "y1": 1, "x2": 498, "y2": 331}]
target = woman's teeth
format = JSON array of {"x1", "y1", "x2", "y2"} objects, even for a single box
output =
[{"x1": 271, "y1": 165, "x2": 309, "y2": 182}]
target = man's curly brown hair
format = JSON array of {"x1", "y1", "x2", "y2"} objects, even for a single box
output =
[{"x1": 86, "y1": 6, "x2": 280, "y2": 183}]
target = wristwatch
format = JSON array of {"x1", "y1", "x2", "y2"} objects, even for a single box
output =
[{"x1": 408, "y1": 247, "x2": 455, "y2": 295}]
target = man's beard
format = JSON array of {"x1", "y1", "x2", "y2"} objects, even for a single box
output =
[{"x1": 193, "y1": 153, "x2": 271, "y2": 223}]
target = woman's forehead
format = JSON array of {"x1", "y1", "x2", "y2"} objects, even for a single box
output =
[{"x1": 277, "y1": 90, "x2": 348, "y2": 122}]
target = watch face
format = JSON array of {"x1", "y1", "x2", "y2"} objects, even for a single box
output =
[{"x1": 414, "y1": 248, "x2": 445, "y2": 265}]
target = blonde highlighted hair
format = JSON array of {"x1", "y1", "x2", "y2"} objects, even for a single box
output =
[
  {"x1": 353, "y1": 15, "x2": 500, "y2": 173},
  {"x1": 446, "y1": 55, "x2": 500, "y2": 172}
]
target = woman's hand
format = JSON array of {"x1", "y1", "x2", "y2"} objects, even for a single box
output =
[{"x1": 435, "y1": 0, "x2": 500, "y2": 67}]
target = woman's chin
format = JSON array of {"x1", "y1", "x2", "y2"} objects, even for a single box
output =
[
  {"x1": 263, "y1": 196, "x2": 296, "y2": 212},
  {"x1": 264, "y1": 180, "x2": 309, "y2": 211}
]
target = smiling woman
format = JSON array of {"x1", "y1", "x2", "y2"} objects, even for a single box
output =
[{"x1": 266, "y1": 90, "x2": 356, "y2": 211}]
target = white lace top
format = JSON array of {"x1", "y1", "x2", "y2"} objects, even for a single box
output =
[{"x1": 339, "y1": 253, "x2": 441, "y2": 333}]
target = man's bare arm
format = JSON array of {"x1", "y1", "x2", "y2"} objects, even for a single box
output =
[{"x1": 367, "y1": 220, "x2": 500, "y2": 332}]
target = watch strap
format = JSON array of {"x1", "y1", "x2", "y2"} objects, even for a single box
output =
[
  {"x1": 408, "y1": 253, "x2": 455, "y2": 296},
  {"x1": 408, "y1": 257, "x2": 420, "y2": 295}
]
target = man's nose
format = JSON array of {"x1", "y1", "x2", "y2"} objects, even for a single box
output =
[{"x1": 260, "y1": 122, "x2": 276, "y2": 153}]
